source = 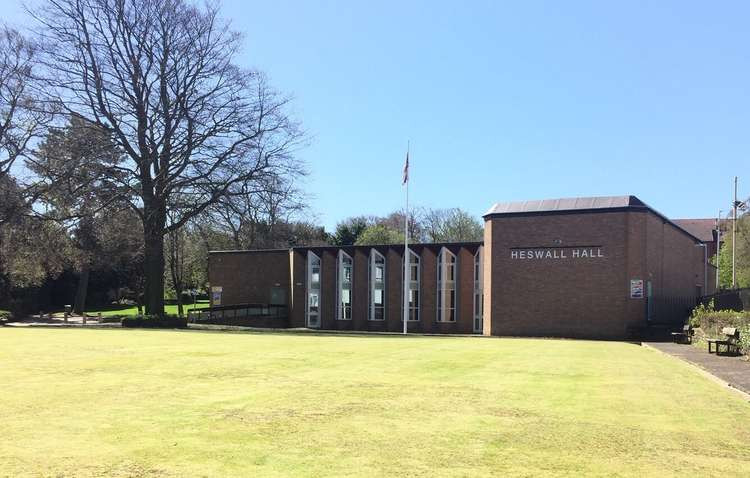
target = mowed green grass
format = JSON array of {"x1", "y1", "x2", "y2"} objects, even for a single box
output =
[
  {"x1": 75, "y1": 301, "x2": 210, "y2": 317},
  {"x1": 1, "y1": 329, "x2": 749, "y2": 477}
]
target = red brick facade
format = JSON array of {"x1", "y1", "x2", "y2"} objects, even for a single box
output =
[{"x1": 208, "y1": 196, "x2": 710, "y2": 339}]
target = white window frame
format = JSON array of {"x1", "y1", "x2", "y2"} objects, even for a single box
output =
[
  {"x1": 436, "y1": 247, "x2": 457, "y2": 323},
  {"x1": 336, "y1": 250, "x2": 353, "y2": 321},
  {"x1": 306, "y1": 251, "x2": 321, "y2": 328},
  {"x1": 368, "y1": 249, "x2": 386, "y2": 321},
  {"x1": 473, "y1": 246, "x2": 483, "y2": 333},
  {"x1": 401, "y1": 248, "x2": 420, "y2": 322}
]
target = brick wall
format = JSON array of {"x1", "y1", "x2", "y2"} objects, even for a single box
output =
[
  {"x1": 485, "y1": 211, "x2": 630, "y2": 339},
  {"x1": 484, "y1": 209, "x2": 707, "y2": 338},
  {"x1": 209, "y1": 250, "x2": 290, "y2": 308}
]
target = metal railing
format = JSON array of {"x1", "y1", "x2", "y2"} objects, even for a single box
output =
[{"x1": 187, "y1": 303, "x2": 287, "y2": 323}]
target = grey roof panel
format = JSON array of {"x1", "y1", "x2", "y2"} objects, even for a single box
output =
[
  {"x1": 483, "y1": 195, "x2": 704, "y2": 243},
  {"x1": 484, "y1": 195, "x2": 642, "y2": 216}
]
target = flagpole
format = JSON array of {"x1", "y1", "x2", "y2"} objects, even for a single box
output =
[{"x1": 403, "y1": 142, "x2": 410, "y2": 335}]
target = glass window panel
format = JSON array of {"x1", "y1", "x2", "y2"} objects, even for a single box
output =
[{"x1": 374, "y1": 289, "x2": 383, "y2": 306}]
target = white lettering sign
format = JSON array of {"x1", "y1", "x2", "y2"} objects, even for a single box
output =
[{"x1": 509, "y1": 247, "x2": 605, "y2": 260}]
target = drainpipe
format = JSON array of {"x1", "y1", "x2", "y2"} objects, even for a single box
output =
[{"x1": 696, "y1": 243, "x2": 707, "y2": 295}]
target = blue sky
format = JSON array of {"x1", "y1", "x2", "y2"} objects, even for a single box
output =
[{"x1": 6, "y1": 1, "x2": 749, "y2": 231}]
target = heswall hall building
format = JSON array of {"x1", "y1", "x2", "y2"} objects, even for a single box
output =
[{"x1": 207, "y1": 196, "x2": 715, "y2": 339}]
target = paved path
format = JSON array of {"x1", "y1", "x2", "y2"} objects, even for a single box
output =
[{"x1": 649, "y1": 341, "x2": 750, "y2": 396}]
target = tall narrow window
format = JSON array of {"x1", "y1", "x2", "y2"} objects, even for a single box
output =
[
  {"x1": 337, "y1": 250, "x2": 353, "y2": 320},
  {"x1": 437, "y1": 247, "x2": 456, "y2": 322},
  {"x1": 368, "y1": 249, "x2": 386, "y2": 321},
  {"x1": 473, "y1": 246, "x2": 483, "y2": 333},
  {"x1": 402, "y1": 248, "x2": 420, "y2": 321},
  {"x1": 306, "y1": 251, "x2": 321, "y2": 328}
]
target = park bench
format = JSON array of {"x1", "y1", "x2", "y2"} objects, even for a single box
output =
[
  {"x1": 706, "y1": 327, "x2": 741, "y2": 356},
  {"x1": 671, "y1": 324, "x2": 694, "y2": 344}
]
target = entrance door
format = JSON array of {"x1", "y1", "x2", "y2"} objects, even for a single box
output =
[
  {"x1": 473, "y1": 247, "x2": 484, "y2": 333},
  {"x1": 306, "y1": 251, "x2": 321, "y2": 328},
  {"x1": 307, "y1": 292, "x2": 320, "y2": 328},
  {"x1": 473, "y1": 290, "x2": 483, "y2": 333}
]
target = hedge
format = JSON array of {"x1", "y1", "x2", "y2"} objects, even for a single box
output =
[{"x1": 121, "y1": 315, "x2": 188, "y2": 329}]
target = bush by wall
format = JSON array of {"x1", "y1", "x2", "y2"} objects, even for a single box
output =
[
  {"x1": 121, "y1": 315, "x2": 188, "y2": 329},
  {"x1": 689, "y1": 300, "x2": 750, "y2": 354}
]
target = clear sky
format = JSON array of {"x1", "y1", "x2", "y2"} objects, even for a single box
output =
[{"x1": 5, "y1": 1, "x2": 749, "y2": 231}]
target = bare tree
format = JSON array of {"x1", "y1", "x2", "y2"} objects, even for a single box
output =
[
  {"x1": 0, "y1": 26, "x2": 50, "y2": 186},
  {"x1": 423, "y1": 208, "x2": 483, "y2": 243},
  {"x1": 33, "y1": 0, "x2": 304, "y2": 315},
  {"x1": 206, "y1": 171, "x2": 308, "y2": 249}
]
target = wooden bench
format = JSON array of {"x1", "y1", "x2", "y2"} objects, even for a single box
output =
[
  {"x1": 706, "y1": 327, "x2": 741, "y2": 356},
  {"x1": 671, "y1": 324, "x2": 694, "y2": 344}
]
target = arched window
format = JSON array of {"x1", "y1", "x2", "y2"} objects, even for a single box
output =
[
  {"x1": 337, "y1": 250, "x2": 353, "y2": 320},
  {"x1": 402, "y1": 248, "x2": 420, "y2": 321},
  {"x1": 436, "y1": 247, "x2": 456, "y2": 322},
  {"x1": 306, "y1": 251, "x2": 321, "y2": 328},
  {"x1": 368, "y1": 249, "x2": 386, "y2": 321},
  {"x1": 473, "y1": 246, "x2": 483, "y2": 333}
]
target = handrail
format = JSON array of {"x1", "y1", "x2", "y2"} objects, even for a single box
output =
[{"x1": 187, "y1": 303, "x2": 287, "y2": 323}]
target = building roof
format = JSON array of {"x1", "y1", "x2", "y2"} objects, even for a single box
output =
[
  {"x1": 484, "y1": 195, "x2": 646, "y2": 216},
  {"x1": 483, "y1": 195, "x2": 704, "y2": 243},
  {"x1": 672, "y1": 219, "x2": 721, "y2": 243},
  {"x1": 209, "y1": 240, "x2": 484, "y2": 255}
]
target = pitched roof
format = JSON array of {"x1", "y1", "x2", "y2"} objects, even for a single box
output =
[{"x1": 672, "y1": 219, "x2": 720, "y2": 243}]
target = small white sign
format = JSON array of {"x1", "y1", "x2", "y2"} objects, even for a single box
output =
[
  {"x1": 211, "y1": 286, "x2": 222, "y2": 306},
  {"x1": 630, "y1": 279, "x2": 644, "y2": 299}
]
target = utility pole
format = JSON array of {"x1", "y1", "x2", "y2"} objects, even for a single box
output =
[
  {"x1": 732, "y1": 176, "x2": 738, "y2": 288},
  {"x1": 716, "y1": 209, "x2": 721, "y2": 290}
]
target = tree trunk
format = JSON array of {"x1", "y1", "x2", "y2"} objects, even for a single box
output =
[
  {"x1": 176, "y1": 286, "x2": 184, "y2": 318},
  {"x1": 143, "y1": 212, "x2": 166, "y2": 317},
  {"x1": 73, "y1": 266, "x2": 90, "y2": 315}
]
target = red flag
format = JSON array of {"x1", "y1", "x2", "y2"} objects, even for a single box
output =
[{"x1": 402, "y1": 151, "x2": 409, "y2": 185}]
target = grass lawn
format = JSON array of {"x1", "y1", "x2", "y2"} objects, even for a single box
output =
[
  {"x1": 0, "y1": 329, "x2": 749, "y2": 477},
  {"x1": 78, "y1": 300, "x2": 210, "y2": 317}
]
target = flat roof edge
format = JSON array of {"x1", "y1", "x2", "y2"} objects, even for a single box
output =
[{"x1": 208, "y1": 240, "x2": 484, "y2": 255}]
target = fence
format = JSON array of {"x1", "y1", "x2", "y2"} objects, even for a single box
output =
[
  {"x1": 700, "y1": 288, "x2": 750, "y2": 312},
  {"x1": 187, "y1": 303, "x2": 288, "y2": 328}
]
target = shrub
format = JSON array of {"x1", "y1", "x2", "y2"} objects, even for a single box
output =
[
  {"x1": 121, "y1": 315, "x2": 187, "y2": 329},
  {"x1": 0, "y1": 310, "x2": 11, "y2": 324}
]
